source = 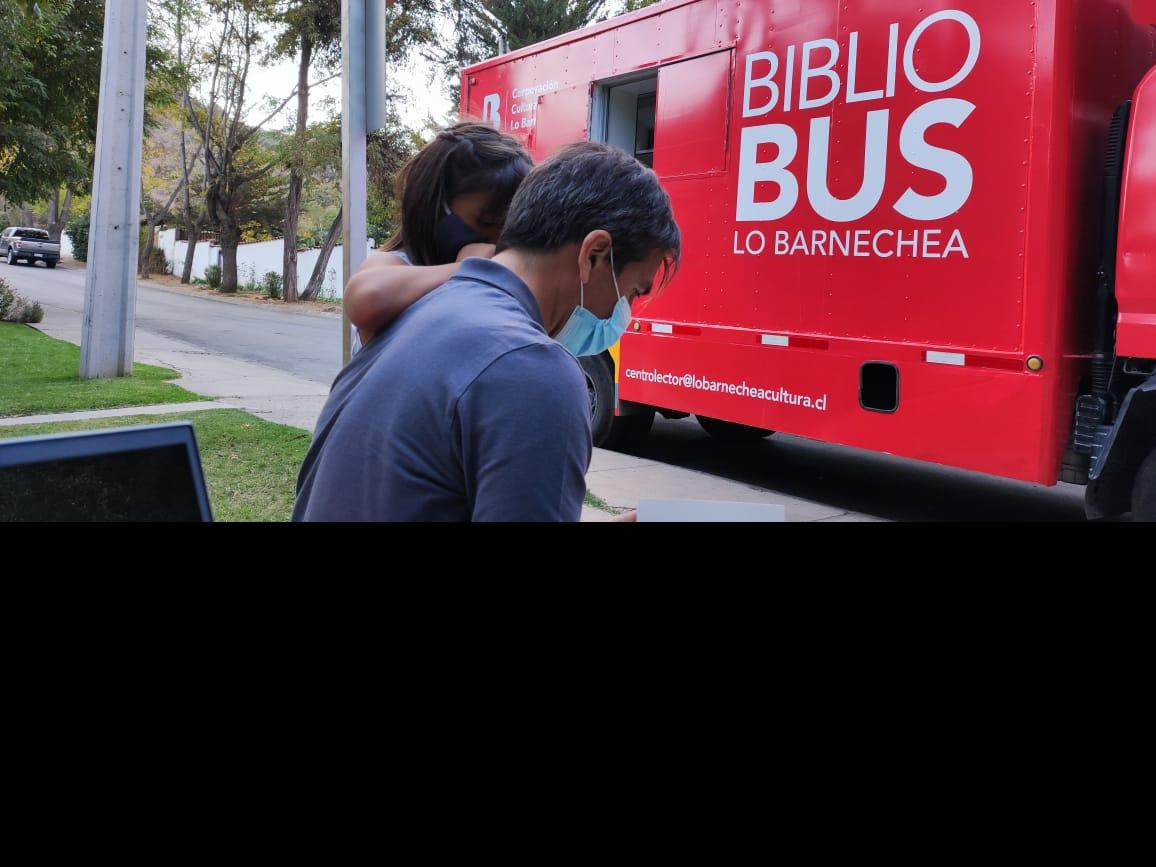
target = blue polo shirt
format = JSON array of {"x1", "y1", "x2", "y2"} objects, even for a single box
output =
[{"x1": 293, "y1": 258, "x2": 591, "y2": 522}]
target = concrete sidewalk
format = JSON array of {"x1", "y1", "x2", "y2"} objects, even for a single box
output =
[
  {"x1": 29, "y1": 317, "x2": 333, "y2": 432},
  {"x1": 581, "y1": 446, "x2": 882, "y2": 522},
  {"x1": 0, "y1": 401, "x2": 231, "y2": 427}
]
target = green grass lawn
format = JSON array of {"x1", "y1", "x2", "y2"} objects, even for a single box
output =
[
  {"x1": 3, "y1": 322, "x2": 612, "y2": 520},
  {"x1": 0, "y1": 410, "x2": 311, "y2": 522},
  {"x1": 584, "y1": 491, "x2": 617, "y2": 513},
  {"x1": 0, "y1": 322, "x2": 207, "y2": 417}
]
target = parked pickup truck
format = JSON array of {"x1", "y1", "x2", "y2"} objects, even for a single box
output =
[{"x1": 0, "y1": 227, "x2": 60, "y2": 268}]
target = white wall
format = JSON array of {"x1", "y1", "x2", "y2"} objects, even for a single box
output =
[
  {"x1": 155, "y1": 229, "x2": 372, "y2": 299},
  {"x1": 158, "y1": 230, "x2": 218, "y2": 284}
]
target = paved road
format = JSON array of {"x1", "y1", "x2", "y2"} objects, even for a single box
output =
[{"x1": 3, "y1": 261, "x2": 343, "y2": 383}]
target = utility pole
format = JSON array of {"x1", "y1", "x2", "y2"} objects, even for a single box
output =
[
  {"x1": 80, "y1": 0, "x2": 148, "y2": 378},
  {"x1": 341, "y1": 0, "x2": 387, "y2": 363}
]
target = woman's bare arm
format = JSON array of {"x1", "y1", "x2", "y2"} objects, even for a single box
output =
[{"x1": 343, "y1": 253, "x2": 459, "y2": 337}]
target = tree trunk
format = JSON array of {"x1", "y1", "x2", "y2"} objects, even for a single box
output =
[
  {"x1": 284, "y1": 174, "x2": 304, "y2": 301},
  {"x1": 283, "y1": 34, "x2": 313, "y2": 304},
  {"x1": 182, "y1": 226, "x2": 200, "y2": 284},
  {"x1": 219, "y1": 224, "x2": 240, "y2": 293},
  {"x1": 139, "y1": 178, "x2": 154, "y2": 278},
  {"x1": 301, "y1": 208, "x2": 342, "y2": 301},
  {"x1": 139, "y1": 166, "x2": 193, "y2": 279},
  {"x1": 178, "y1": 115, "x2": 198, "y2": 283},
  {"x1": 140, "y1": 225, "x2": 157, "y2": 279},
  {"x1": 47, "y1": 189, "x2": 72, "y2": 242}
]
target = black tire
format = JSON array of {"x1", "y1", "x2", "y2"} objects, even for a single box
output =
[
  {"x1": 696, "y1": 414, "x2": 775, "y2": 442},
  {"x1": 1133, "y1": 445, "x2": 1156, "y2": 522},
  {"x1": 45, "y1": 260, "x2": 57, "y2": 269},
  {"x1": 579, "y1": 354, "x2": 616, "y2": 447},
  {"x1": 579, "y1": 352, "x2": 656, "y2": 450},
  {"x1": 603, "y1": 406, "x2": 655, "y2": 451}
]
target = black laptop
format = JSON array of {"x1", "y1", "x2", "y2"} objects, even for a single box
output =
[{"x1": 0, "y1": 422, "x2": 213, "y2": 522}]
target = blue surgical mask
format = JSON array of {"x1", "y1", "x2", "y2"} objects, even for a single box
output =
[{"x1": 555, "y1": 249, "x2": 632, "y2": 357}]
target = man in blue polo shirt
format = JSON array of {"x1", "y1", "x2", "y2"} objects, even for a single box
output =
[{"x1": 293, "y1": 142, "x2": 681, "y2": 521}]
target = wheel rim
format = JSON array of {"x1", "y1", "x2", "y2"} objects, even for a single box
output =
[{"x1": 583, "y1": 370, "x2": 598, "y2": 418}]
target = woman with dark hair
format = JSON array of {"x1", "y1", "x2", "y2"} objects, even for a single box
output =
[{"x1": 345, "y1": 122, "x2": 533, "y2": 352}]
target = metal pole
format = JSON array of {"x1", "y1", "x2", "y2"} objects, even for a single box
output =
[
  {"x1": 80, "y1": 0, "x2": 147, "y2": 378},
  {"x1": 365, "y1": 0, "x2": 387, "y2": 132},
  {"x1": 342, "y1": 0, "x2": 369, "y2": 365}
]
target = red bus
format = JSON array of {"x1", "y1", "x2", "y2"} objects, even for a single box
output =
[{"x1": 463, "y1": 0, "x2": 1156, "y2": 519}]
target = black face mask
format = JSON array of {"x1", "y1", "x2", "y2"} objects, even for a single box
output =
[{"x1": 434, "y1": 213, "x2": 486, "y2": 264}]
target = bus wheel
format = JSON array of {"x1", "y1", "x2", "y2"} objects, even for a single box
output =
[
  {"x1": 579, "y1": 353, "x2": 655, "y2": 450},
  {"x1": 579, "y1": 354, "x2": 615, "y2": 446},
  {"x1": 696, "y1": 415, "x2": 774, "y2": 442},
  {"x1": 1134, "y1": 445, "x2": 1156, "y2": 522}
]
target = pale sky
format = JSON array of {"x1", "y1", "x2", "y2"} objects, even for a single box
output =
[
  {"x1": 244, "y1": 2, "x2": 630, "y2": 135},
  {"x1": 245, "y1": 50, "x2": 452, "y2": 134}
]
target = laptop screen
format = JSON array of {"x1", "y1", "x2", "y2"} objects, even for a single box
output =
[{"x1": 0, "y1": 423, "x2": 213, "y2": 522}]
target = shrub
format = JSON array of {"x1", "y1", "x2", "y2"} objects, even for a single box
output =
[
  {"x1": 261, "y1": 271, "x2": 282, "y2": 300},
  {"x1": 65, "y1": 212, "x2": 90, "y2": 263}
]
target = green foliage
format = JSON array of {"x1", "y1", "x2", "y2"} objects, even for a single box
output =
[
  {"x1": 262, "y1": 270, "x2": 283, "y2": 299},
  {"x1": 65, "y1": 212, "x2": 90, "y2": 263}
]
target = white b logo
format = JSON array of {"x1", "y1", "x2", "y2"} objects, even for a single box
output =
[{"x1": 482, "y1": 94, "x2": 502, "y2": 128}]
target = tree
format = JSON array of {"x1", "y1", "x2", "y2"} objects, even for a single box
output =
[
  {"x1": 271, "y1": 0, "x2": 341, "y2": 301},
  {"x1": 1, "y1": 1, "x2": 176, "y2": 237},
  {"x1": 621, "y1": 0, "x2": 662, "y2": 11},
  {"x1": 478, "y1": 0, "x2": 608, "y2": 49},
  {"x1": 295, "y1": 117, "x2": 342, "y2": 301},
  {"x1": 138, "y1": 109, "x2": 205, "y2": 278},
  {"x1": 152, "y1": 0, "x2": 211, "y2": 284},
  {"x1": 47, "y1": 190, "x2": 73, "y2": 245},
  {"x1": 270, "y1": 0, "x2": 435, "y2": 301},
  {"x1": 0, "y1": 3, "x2": 83, "y2": 203},
  {"x1": 292, "y1": 108, "x2": 417, "y2": 302},
  {"x1": 185, "y1": 0, "x2": 298, "y2": 293},
  {"x1": 366, "y1": 118, "x2": 418, "y2": 246},
  {"x1": 0, "y1": 1, "x2": 102, "y2": 204},
  {"x1": 427, "y1": 1, "x2": 607, "y2": 104}
]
